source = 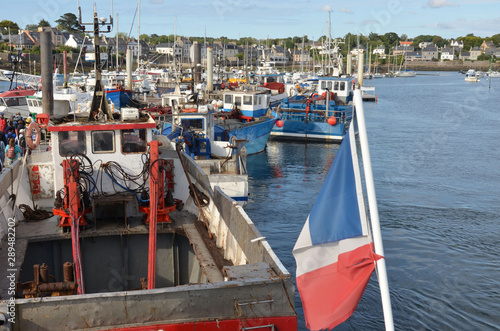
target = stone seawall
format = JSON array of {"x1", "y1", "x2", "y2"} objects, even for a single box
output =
[{"x1": 391, "y1": 60, "x2": 499, "y2": 72}]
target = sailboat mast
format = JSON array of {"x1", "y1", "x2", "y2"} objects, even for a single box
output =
[
  {"x1": 116, "y1": 13, "x2": 119, "y2": 69},
  {"x1": 137, "y1": 0, "x2": 141, "y2": 65}
]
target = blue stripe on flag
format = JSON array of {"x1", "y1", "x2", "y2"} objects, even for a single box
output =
[{"x1": 309, "y1": 128, "x2": 363, "y2": 244}]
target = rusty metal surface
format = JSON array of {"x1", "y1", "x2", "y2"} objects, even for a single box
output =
[{"x1": 14, "y1": 277, "x2": 295, "y2": 330}]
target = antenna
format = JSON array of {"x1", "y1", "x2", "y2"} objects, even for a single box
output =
[{"x1": 78, "y1": 3, "x2": 115, "y2": 121}]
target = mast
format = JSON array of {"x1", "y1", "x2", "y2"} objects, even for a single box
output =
[
  {"x1": 137, "y1": 0, "x2": 141, "y2": 64},
  {"x1": 79, "y1": 2, "x2": 114, "y2": 121},
  {"x1": 116, "y1": 13, "x2": 119, "y2": 69}
]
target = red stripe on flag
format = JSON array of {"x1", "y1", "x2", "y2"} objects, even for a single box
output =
[{"x1": 296, "y1": 243, "x2": 383, "y2": 330}]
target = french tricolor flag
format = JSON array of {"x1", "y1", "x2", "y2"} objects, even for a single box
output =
[{"x1": 293, "y1": 125, "x2": 384, "y2": 330}]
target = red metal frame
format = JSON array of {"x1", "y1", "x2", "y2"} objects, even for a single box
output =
[
  {"x1": 51, "y1": 160, "x2": 86, "y2": 294},
  {"x1": 143, "y1": 142, "x2": 177, "y2": 289},
  {"x1": 48, "y1": 122, "x2": 156, "y2": 132},
  {"x1": 108, "y1": 316, "x2": 297, "y2": 331}
]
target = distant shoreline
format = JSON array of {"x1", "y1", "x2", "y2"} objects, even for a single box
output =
[{"x1": 381, "y1": 60, "x2": 499, "y2": 72}]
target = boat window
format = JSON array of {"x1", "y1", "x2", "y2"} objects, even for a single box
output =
[
  {"x1": 180, "y1": 118, "x2": 204, "y2": 131},
  {"x1": 224, "y1": 94, "x2": 232, "y2": 104},
  {"x1": 243, "y1": 95, "x2": 252, "y2": 105},
  {"x1": 121, "y1": 129, "x2": 147, "y2": 154},
  {"x1": 59, "y1": 131, "x2": 86, "y2": 156},
  {"x1": 339, "y1": 82, "x2": 346, "y2": 91},
  {"x1": 256, "y1": 96, "x2": 261, "y2": 105},
  {"x1": 0, "y1": 99, "x2": 5, "y2": 107},
  {"x1": 18, "y1": 98, "x2": 27, "y2": 106},
  {"x1": 321, "y1": 81, "x2": 326, "y2": 89},
  {"x1": 234, "y1": 96, "x2": 241, "y2": 107},
  {"x1": 5, "y1": 98, "x2": 19, "y2": 107},
  {"x1": 327, "y1": 81, "x2": 333, "y2": 90},
  {"x1": 92, "y1": 130, "x2": 115, "y2": 154},
  {"x1": 333, "y1": 81, "x2": 339, "y2": 91}
]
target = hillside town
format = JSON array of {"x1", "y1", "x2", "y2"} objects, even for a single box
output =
[{"x1": 1, "y1": 15, "x2": 500, "y2": 71}]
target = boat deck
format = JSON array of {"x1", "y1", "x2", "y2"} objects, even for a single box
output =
[{"x1": 0, "y1": 205, "x2": 230, "y2": 299}]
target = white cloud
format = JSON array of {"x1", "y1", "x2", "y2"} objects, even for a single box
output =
[
  {"x1": 361, "y1": 19, "x2": 379, "y2": 25},
  {"x1": 427, "y1": 0, "x2": 459, "y2": 8},
  {"x1": 339, "y1": 8, "x2": 353, "y2": 14},
  {"x1": 321, "y1": 5, "x2": 331, "y2": 12}
]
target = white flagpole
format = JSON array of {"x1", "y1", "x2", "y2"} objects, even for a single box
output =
[{"x1": 353, "y1": 88, "x2": 394, "y2": 331}]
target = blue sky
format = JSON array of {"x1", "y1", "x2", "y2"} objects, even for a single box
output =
[{"x1": 2, "y1": 0, "x2": 500, "y2": 40}]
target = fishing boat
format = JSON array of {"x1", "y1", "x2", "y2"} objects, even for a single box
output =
[
  {"x1": 156, "y1": 103, "x2": 250, "y2": 206},
  {"x1": 465, "y1": 69, "x2": 480, "y2": 82},
  {"x1": 315, "y1": 77, "x2": 354, "y2": 105},
  {"x1": 0, "y1": 104, "x2": 296, "y2": 329},
  {"x1": 271, "y1": 92, "x2": 353, "y2": 142},
  {"x1": 0, "y1": 7, "x2": 297, "y2": 330},
  {"x1": 0, "y1": 88, "x2": 36, "y2": 117},
  {"x1": 213, "y1": 88, "x2": 277, "y2": 155}
]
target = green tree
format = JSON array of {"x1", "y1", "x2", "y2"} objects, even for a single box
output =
[
  {"x1": 140, "y1": 34, "x2": 150, "y2": 43},
  {"x1": 0, "y1": 20, "x2": 20, "y2": 34},
  {"x1": 25, "y1": 24, "x2": 38, "y2": 31},
  {"x1": 55, "y1": 13, "x2": 81, "y2": 33},
  {"x1": 477, "y1": 54, "x2": 492, "y2": 61},
  {"x1": 490, "y1": 34, "x2": 500, "y2": 47},
  {"x1": 458, "y1": 35, "x2": 483, "y2": 50},
  {"x1": 432, "y1": 36, "x2": 445, "y2": 48},
  {"x1": 38, "y1": 19, "x2": 50, "y2": 28},
  {"x1": 383, "y1": 32, "x2": 399, "y2": 46}
]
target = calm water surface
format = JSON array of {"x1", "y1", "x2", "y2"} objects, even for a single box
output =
[
  {"x1": 245, "y1": 72, "x2": 500, "y2": 330},
  {"x1": 1, "y1": 74, "x2": 499, "y2": 330}
]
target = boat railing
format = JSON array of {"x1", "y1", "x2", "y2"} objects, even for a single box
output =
[
  {"x1": 178, "y1": 150, "x2": 288, "y2": 277},
  {"x1": 278, "y1": 107, "x2": 352, "y2": 124},
  {"x1": 0, "y1": 159, "x2": 29, "y2": 242}
]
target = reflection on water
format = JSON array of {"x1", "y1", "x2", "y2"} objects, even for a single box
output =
[{"x1": 245, "y1": 73, "x2": 500, "y2": 330}]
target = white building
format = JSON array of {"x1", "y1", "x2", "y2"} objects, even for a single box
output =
[
  {"x1": 155, "y1": 42, "x2": 182, "y2": 58},
  {"x1": 450, "y1": 40, "x2": 464, "y2": 50},
  {"x1": 373, "y1": 45, "x2": 386, "y2": 58},
  {"x1": 440, "y1": 48, "x2": 456, "y2": 61},
  {"x1": 66, "y1": 34, "x2": 94, "y2": 51}
]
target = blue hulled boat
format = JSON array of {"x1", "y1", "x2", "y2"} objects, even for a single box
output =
[
  {"x1": 105, "y1": 86, "x2": 134, "y2": 109},
  {"x1": 215, "y1": 88, "x2": 277, "y2": 154},
  {"x1": 271, "y1": 91, "x2": 353, "y2": 143}
]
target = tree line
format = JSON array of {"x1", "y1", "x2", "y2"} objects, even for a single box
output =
[{"x1": 1, "y1": 14, "x2": 499, "y2": 55}]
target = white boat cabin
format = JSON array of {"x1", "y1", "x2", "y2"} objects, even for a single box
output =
[
  {"x1": 0, "y1": 89, "x2": 35, "y2": 117},
  {"x1": 222, "y1": 89, "x2": 270, "y2": 118},
  {"x1": 48, "y1": 116, "x2": 156, "y2": 199},
  {"x1": 317, "y1": 78, "x2": 354, "y2": 103}
]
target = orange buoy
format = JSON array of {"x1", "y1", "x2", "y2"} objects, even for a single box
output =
[
  {"x1": 327, "y1": 116, "x2": 337, "y2": 126},
  {"x1": 276, "y1": 119, "x2": 284, "y2": 128},
  {"x1": 26, "y1": 121, "x2": 41, "y2": 149}
]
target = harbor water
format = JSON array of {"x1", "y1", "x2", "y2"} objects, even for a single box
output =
[
  {"x1": 1, "y1": 72, "x2": 499, "y2": 330},
  {"x1": 245, "y1": 72, "x2": 500, "y2": 330}
]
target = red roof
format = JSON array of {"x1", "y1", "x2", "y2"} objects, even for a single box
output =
[{"x1": 0, "y1": 89, "x2": 36, "y2": 98}]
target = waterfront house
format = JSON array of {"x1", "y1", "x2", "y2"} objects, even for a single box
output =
[
  {"x1": 373, "y1": 45, "x2": 386, "y2": 58},
  {"x1": 470, "y1": 47, "x2": 482, "y2": 60},
  {"x1": 393, "y1": 45, "x2": 414, "y2": 56},
  {"x1": 459, "y1": 51, "x2": 471, "y2": 60},
  {"x1": 440, "y1": 48, "x2": 456, "y2": 61},
  {"x1": 38, "y1": 26, "x2": 65, "y2": 46},
  {"x1": 422, "y1": 45, "x2": 438, "y2": 61},
  {"x1": 6, "y1": 34, "x2": 35, "y2": 50},
  {"x1": 485, "y1": 47, "x2": 500, "y2": 58},
  {"x1": 450, "y1": 40, "x2": 464, "y2": 50},
  {"x1": 65, "y1": 33, "x2": 94, "y2": 51},
  {"x1": 480, "y1": 40, "x2": 496, "y2": 53}
]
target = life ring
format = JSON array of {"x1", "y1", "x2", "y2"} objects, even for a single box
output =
[
  {"x1": 182, "y1": 108, "x2": 197, "y2": 113},
  {"x1": 311, "y1": 92, "x2": 318, "y2": 98},
  {"x1": 39, "y1": 77, "x2": 42, "y2": 84},
  {"x1": 26, "y1": 121, "x2": 41, "y2": 149}
]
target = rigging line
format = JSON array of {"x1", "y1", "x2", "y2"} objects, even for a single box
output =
[{"x1": 119, "y1": 4, "x2": 139, "y2": 71}]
